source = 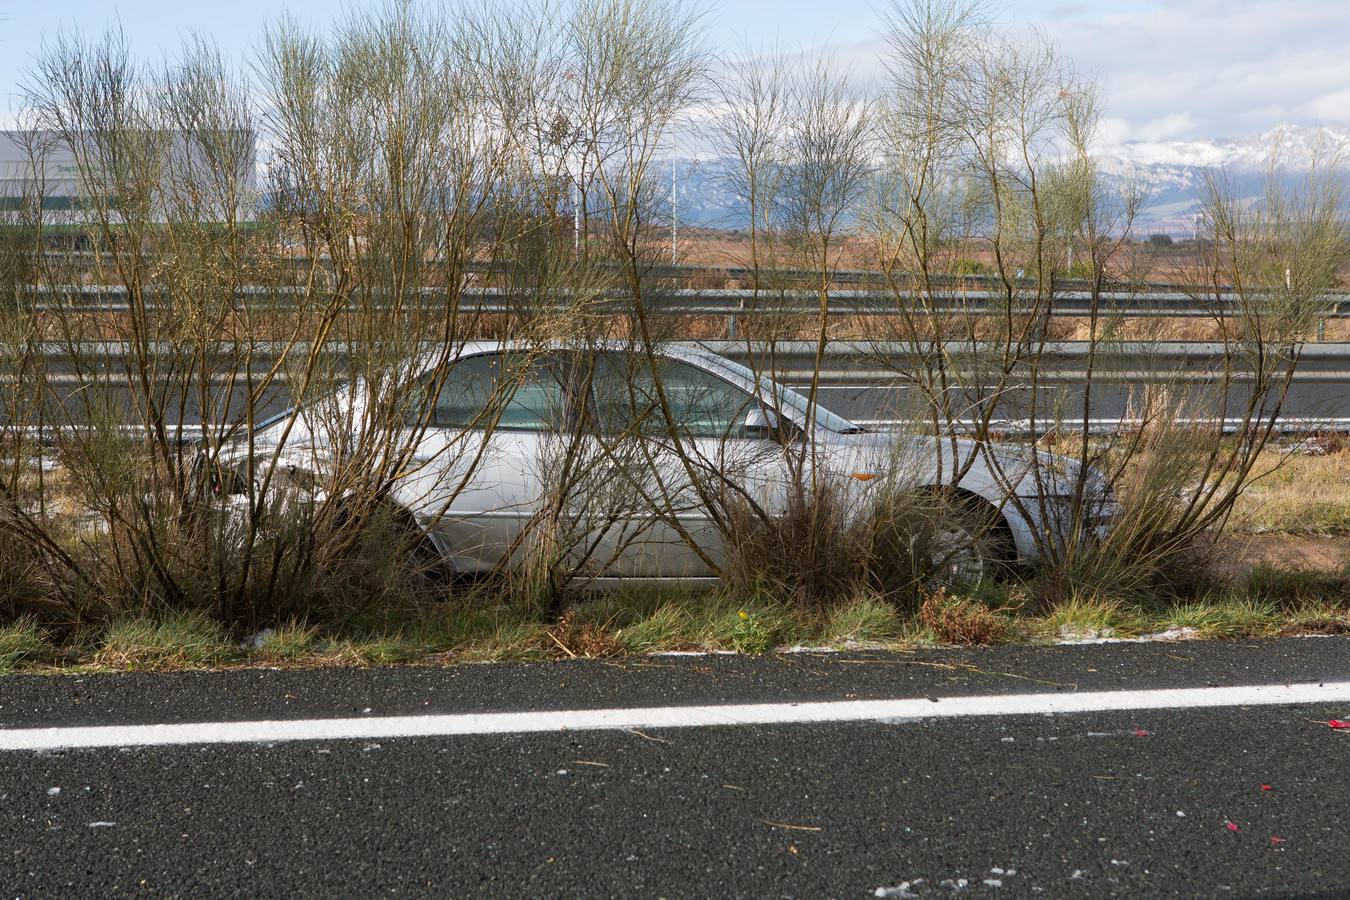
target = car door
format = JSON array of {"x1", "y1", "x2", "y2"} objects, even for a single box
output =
[
  {"x1": 392, "y1": 350, "x2": 572, "y2": 575},
  {"x1": 583, "y1": 350, "x2": 788, "y2": 578}
]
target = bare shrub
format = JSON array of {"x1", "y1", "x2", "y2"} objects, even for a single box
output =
[
  {"x1": 719, "y1": 459, "x2": 1006, "y2": 611},
  {"x1": 854, "y1": 0, "x2": 1348, "y2": 599},
  {"x1": 4, "y1": 6, "x2": 584, "y2": 629},
  {"x1": 1, "y1": 0, "x2": 1342, "y2": 646}
]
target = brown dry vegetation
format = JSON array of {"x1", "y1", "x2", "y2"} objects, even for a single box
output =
[
  {"x1": 1229, "y1": 442, "x2": 1350, "y2": 536},
  {"x1": 2, "y1": 0, "x2": 1348, "y2": 672},
  {"x1": 678, "y1": 229, "x2": 1350, "y2": 290}
]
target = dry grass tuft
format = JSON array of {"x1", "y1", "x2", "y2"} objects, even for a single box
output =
[
  {"x1": 1036, "y1": 593, "x2": 1145, "y2": 641},
  {"x1": 918, "y1": 589, "x2": 1010, "y2": 645},
  {"x1": 545, "y1": 610, "x2": 626, "y2": 658},
  {"x1": 253, "y1": 622, "x2": 321, "y2": 662}
]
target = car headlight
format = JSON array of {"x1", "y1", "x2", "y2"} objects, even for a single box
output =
[{"x1": 1023, "y1": 493, "x2": 1118, "y2": 533}]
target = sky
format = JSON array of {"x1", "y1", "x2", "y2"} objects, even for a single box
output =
[{"x1": 1, "y1": 0, "x2": 1348, "y2": 146}]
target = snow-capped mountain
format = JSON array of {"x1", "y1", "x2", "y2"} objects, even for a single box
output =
[
  {"x1": 1094, "y1": 126, "x2": 1350, "y2": 235},
  {"x1": 1099, "y1": 126, "x2": 1350, "y2": 172},
  {"x1": 669, "y1": 127, "x2": 1350, "y2": 237}
]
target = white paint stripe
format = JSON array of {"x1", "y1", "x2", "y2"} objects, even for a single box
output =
[{"x1": 3, "y1": 681, "x2": 1348, "y2": 752}]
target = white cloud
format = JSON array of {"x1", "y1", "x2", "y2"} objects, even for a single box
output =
[
  {"x1": 1028, "y1": 1, "x2": 1350, "y2": 143},
  {"x1": 1098, "y1": 116, "x2": 1135, "y2": 146},
  {"x1": 1302, "y1": 88, "x2": 1350, "y2": 125},
  {"x1": 1135, "y1": 113, "x2": 1198, "y2": 142},
  {"x1": 783, "y1": 1, "x2": 1347, "y2": 147}
]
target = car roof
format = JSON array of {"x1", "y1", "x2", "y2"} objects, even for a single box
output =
[{"x1": 415, "y1": 339, "x2": 722, "y2": 370}]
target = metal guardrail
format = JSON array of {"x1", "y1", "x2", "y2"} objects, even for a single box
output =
[
  {"x1": 16, "y1": 283, "x2": 1350, "y2": 319},
  {"x1": 10, "y1": 340, "x2": 1350, "y2": 436},
  {"x1": 15, "y1": 339, "x2": 1350, "y2": 395},
  {"x1": 18, "y1": 337, "x2": 1350, "y2": 360}
]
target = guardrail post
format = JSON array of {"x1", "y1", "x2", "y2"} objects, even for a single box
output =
[{"x1": 727, "y1": 296, "x2": 742, "y2": 340}]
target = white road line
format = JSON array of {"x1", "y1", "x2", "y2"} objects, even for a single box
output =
[{"x1": 3, "y1": 681, "x2": 1348, "y2": 752}]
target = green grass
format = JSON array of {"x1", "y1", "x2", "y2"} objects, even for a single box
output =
[
  {"x1": 5, "y1": 557, "x2": 1350, "y2": 672},
  {"x1": 1035, "y1": 593, "x2": 1147, "y2": 642},
  {"x1": 319, "y1": 636, "x2": 428, "y2": 666},
  {"x1": 1155, "y1": 597, "x2": 1279, "y2": 639},
  {"x1": 450, "y1": 606, "x2": 549, "y2": 662},
  {"x1": 1242, "y1": 563, "x2": 1350, "y2": 605},
  {"x1": 617, "y1": 602, "x2": 697, "y2": 653},
  {"x1": 254, "y1": 622, "x2": 321, "y2": 661},
  {"x1": 821, "y1": 595, "x2": 903, "y2": 645},
  {"x1": 96, "y1": 613, "x2": 235, "y2": 671},
  {"x1": 0, "y1": 617, "x2": 55, "y2": 672},
  {"x1": 1280, "y1": 600, "x2": 1350, "y2": 634}
]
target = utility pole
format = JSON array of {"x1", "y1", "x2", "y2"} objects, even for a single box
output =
[{"x1": 671, "y1": 155, "x2": 677, "y2": 265}]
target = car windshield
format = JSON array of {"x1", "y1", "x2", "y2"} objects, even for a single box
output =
[{"x1": 694, "y1": 353, "x2": 863, "y2": 434}]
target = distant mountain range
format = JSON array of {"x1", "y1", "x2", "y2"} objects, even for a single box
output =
[
  {"x1": 670, "y1": 126, "x2": 1350, "y2": 238},
  {"x1": 1095, "y1": 126, "x2": 1350, "y2": 235}
]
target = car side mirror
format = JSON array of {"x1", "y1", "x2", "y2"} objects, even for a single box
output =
[{"x1": 742, "y1": 407, "x2": 780, "y2": 439}]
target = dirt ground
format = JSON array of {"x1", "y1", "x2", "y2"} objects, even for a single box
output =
[{"x1": 1214, "y1": 533, "x2": 1350, "y2": 577}]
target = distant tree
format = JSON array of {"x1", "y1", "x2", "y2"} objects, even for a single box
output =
[{"x1": 1147, "y1": 233, "x2": 1174, "y2": 248}]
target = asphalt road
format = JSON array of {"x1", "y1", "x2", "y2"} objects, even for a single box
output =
[{"x1": 4, "y1": 638, "x2": 1350, "y2": 898}]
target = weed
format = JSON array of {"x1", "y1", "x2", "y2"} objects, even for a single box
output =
[
  {"x1": 546, "y1": 610, "x2": 625, "y2": 658},
  {"x1": 706, "y1": 605, "x2": 789, "y2": 655}
]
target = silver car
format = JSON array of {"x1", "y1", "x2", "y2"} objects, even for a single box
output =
[{"x1": 224, "y1": 342, "x2": 1111, "y2": 584}]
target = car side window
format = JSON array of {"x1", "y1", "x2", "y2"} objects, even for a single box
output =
[
  {"x1": 590, "y1": 352, "x2": 753, "y2": 439},
  {"x1": 432, "y1": 353, "x2": 568, "y2": 431}
]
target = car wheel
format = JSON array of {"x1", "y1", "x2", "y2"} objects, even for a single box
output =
[
  {"x1": 337, "y1": 500, "x2": 455, "y2": 594},
  {"x1": 398, "y1": 520, "x2": 455, "y2": 591},
  {"x1": 927, "y1": 495, "x2": 1014, "y2": 588}
]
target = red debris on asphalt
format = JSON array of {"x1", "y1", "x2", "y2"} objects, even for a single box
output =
[
  {"x1": 1270, "y1": 836, "x2": 1286, "y2": 845},
  {"x1": 1261, "y1": 785, "x2": 1274, "y2": 791},
  {"x1": 1329, "y1": 720, "x2": 1350, "y2": 730},
  {"x1": 1226, "y1": 822, "x2": 1241, "y2": 832},
  {"x1": 1132, "y1": 728, "x2": 1150, "y2": 737}
]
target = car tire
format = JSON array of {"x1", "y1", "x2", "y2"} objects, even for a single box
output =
[
  {"x1": 928, "y1": 492, "x2": 1015, "y2": 588},
  {"x1": 393, "y1": 515, "x2": 455, "y2": 592}
]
